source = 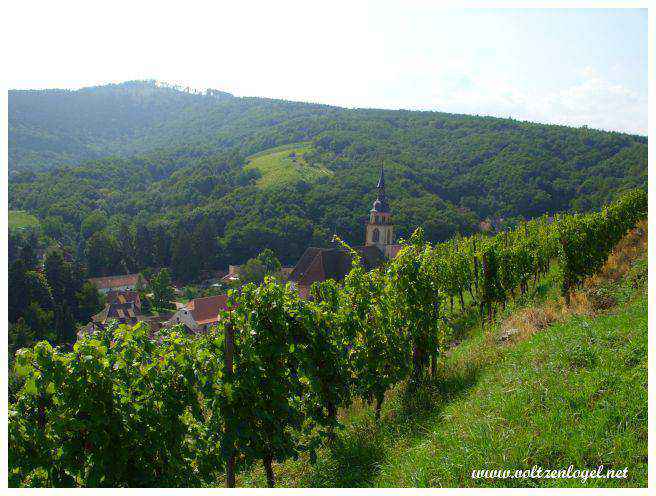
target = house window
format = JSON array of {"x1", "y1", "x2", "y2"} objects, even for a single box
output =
[
  {"x1": 372, "y1": 228, "x2": 380, "y2": 242},
  {"x1": 387, "y1": 230, "x2": 391, "y2": 244}
]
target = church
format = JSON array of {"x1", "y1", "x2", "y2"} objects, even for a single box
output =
[{"x1": 289, "y1": 161, "x2": 402, "y2": 299}]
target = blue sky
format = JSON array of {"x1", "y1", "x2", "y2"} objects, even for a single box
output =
[{"x1": 6, "y1": 3, "x2": 648, "y2": 135}]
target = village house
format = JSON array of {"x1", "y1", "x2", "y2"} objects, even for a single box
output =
[
  {"x1": 93, "y1": 290, "x2": 142, "y2": 325},
  {"x1": 289, "y1": 161, "x2": 402, "y2": 298},
  {"x1": 165, "y1": 294, "x2": 229, "y2": 333},
  {"x1": 77, "y1": 290, "x2": 144, "y2": 339},
  {"x1": 88, "y1": 273, "x2": 144, "y2": 294}
]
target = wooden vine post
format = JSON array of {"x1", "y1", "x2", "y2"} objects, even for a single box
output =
[
  {"x1": 224, "y1": 322, "x2": 236, "y2": 488},
  {"x1": 480, "y1": 253, "x2": 487, "y2": 329},
  {"x1": 472, "y1": 237, "x2": 479, "y2": 293},
  {"x1": 560, "y1": 235, "x2": 571, "y2": 306}
]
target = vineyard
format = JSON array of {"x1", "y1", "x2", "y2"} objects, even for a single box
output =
[{"x1": 8, "y1": 189, "x2": 648, "y2": 488}]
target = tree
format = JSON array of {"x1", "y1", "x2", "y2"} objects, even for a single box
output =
[
  {"x1": 9, "y1": 318, "x2": 35, "y2": 359},
  {"x1": 170, "y1": 227, "x2": 201, "y2": 283},
  {"x1": 151, "y1": 224, "x2": 171, "y2": 268},
  {"x1": 44, "y1": 249, "x2": 80, "y2": 304},
  {"x1": 53, "y1": 301, "x2": 76, "y2": 344},
  {"x1": 9, "y1": 260, "x2": 53, "y2": 323},
  {"x1": 117, "y1": 221, "x2": 136, "y2": 273},
  {"x1": 76, "y1": 282, "x2": 104, "y2": 322},
  {"x1": 149, "y1": 268, "x2": 175, "y2": 311},
  {"x1": 23, "y1": 302, "x2": 55, "y2": 342},
  {"x1": 85, "y1": 231, "x2": 121, "y2": 277},
  {"x1": 239, "y1": 249, "x2": 282, "y2": 285},
  {"x1": 19, "y1": 243, "x2": 39, "y2": 271},
  {"x1": 255, "y1": 248, "x2": 282, "y2": 275},
  {"x1": 192, "y1": 218, "x2": 217, "y2": 273},
  {"x1": 238, "y1": 258, "x2": 266, "y2": 286},
  {"x1": 134, "y1": 222, "x2": 154, "y2": 269},
  {"x1": 80, "y1": 210, "x2": 108, "y2": 239}
]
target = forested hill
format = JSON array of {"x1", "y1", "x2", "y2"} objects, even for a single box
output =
[{"x1": 8, "y1": 81, "x2": 648, "y2": 280}]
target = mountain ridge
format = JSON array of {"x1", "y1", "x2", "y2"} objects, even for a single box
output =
[
  {"x1": 9, "y1": 80, "x2": 647, "y2": 173},
  {"x1": 8, "y1": 80, "x2": 648, "y2": 276}
]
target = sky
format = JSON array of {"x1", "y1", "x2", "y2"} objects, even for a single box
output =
[{"x1": 4, "y1": 2, "x2": 649, "y2": 135}]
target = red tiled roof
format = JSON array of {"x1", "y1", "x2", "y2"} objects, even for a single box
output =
[
  {"x1": 187, "y1": 294, "x2": 229, "y2": 325},
  {"x1": 106, "y1": 290, "x2": 141, "y2": 309},
  {"x1": 88, "y1": 274, "x2": 141, "y2": 290}
]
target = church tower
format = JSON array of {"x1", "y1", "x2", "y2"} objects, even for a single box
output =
[{"x1": 365, "y1": 160, "x2": 395, "y2": 253}]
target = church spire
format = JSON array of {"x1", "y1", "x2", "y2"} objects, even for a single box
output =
[
  {"x1": 365, "y1": 157, "x2": 394, "y2": 252},
  {"x1": 371, "y1": 158, "x2": 390, "y2": 213},
  {"x1": 376, "y1": 158, "x2": 385, "y2": 190}
]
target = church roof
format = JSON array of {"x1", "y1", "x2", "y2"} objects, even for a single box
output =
[
  {"x1": 288, "y1": 247, "x2": 323, "y2": 283},
  {"x1": 289, "y1": 245, "x2": 386, "y2": 287},
  {"x1": 385, "y1": 244, "x2": 403, "y2": 259}
]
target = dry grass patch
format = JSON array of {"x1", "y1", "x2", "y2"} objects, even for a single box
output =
[
  {"x1": 586, "y1": 220, "x2": 647, "y2": 288},
  {"x1": 498, "y1": 220, "x2": 647, "y2": 344},
  {"x1": 498, "y1": 302, "x2": 565, "y2": 345}
]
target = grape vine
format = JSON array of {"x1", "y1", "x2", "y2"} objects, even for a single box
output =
[{"x1": 9, "y1": 188, "x2": 647, "y2": 487}]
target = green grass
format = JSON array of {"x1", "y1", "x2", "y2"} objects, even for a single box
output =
[
  {"x1": 8, "y1": 210, "x2": 40, "y2": 231},
  {"x1": 244, "y1": 143, "x2": 332, "y2": 188},
  {"x1": 240, "y1": 258, "x2": 647, "y2": 488}
]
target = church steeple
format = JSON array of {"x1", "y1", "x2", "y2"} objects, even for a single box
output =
[
  {"x1": 365, "y1": 158, "x2": 394, "y2": 254},
  {"x1": 371, "y1": 159, "x2": 390, "y2": 214}
]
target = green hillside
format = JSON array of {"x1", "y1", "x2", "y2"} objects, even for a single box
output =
[
  {"x1": 8, "y1": 81, "x2": 648, "y2": 280},
  {"x1": 244, "y1": 143, "x2": 332, "y2": 188}
]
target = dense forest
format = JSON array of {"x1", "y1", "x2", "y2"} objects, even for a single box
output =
[{"x1": 9, "y1": 81, "x2": 648, "y2": 281}]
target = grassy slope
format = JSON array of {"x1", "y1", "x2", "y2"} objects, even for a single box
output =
[
  {"x1": 244, "y1": 142, "x2": 332, "y2": 188},
  {"x1": 239, "y1": 230, "x2": 647, "y2": 488},
  {"x1": 8, "y1": 210, "x2": 40, "y2": 231}
]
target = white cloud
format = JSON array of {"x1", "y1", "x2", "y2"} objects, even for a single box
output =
[
  {"x1": 531, "y1": 70, "x2": 646, "y2": 134},
  {"x1": 3, "y1": 2, "x2": 646, "y2": 136},
  {"x1": 420, "y1": 67, "x2": 646, "y2": 135}
]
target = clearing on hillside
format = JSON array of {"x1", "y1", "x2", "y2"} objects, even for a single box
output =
[
  {"x1": 8, "y1": 210, "x2": 39, "y2": 231},
  {"x1": 244, "y1": 143, "x2": 332, "y2": 188}
]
